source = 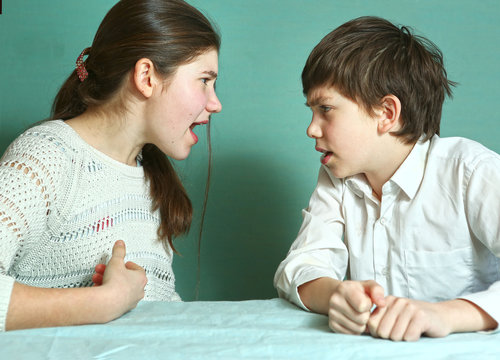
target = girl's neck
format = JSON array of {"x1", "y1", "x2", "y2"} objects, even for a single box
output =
[{"x1": 66, "y1": 111, "x2": 145, "y2": 166}]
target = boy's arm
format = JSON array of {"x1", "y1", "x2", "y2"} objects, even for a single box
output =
[
  {"x1": 274, "y1": 166, "x2": 348, "y2": 309},
  {"x1": 459, "y1": 155, "x2": 500, "y2": 328},
  {"x1": 298, "y1": 277, "x2": 340, "y2": 313}
]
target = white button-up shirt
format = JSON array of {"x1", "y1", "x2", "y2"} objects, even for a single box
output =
[{"x1": 274, "y1": 135, "x2": 500, "y2": 327}]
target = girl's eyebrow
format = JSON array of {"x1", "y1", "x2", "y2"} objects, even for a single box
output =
[{"x1": 203, "y1": 70, "x2": 218, "y2": 78}]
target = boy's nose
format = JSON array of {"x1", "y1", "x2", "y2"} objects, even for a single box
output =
[{"x1": 306, "y1": 116, "x2": 322, "y2": 139}]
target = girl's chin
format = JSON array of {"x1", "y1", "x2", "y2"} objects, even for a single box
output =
[
  {"x1": 170, "y1": 152, "x2": 190, "y2": 161},
  {"x1": 158, "y1": 141, "x2": 193, "y2": 161},
  {"x1": 172, "y1": 146, "x2": 193, "y2": 161}
]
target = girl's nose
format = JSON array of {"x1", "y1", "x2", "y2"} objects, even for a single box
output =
[{"x1": 207, "y1": 92, "x2": 222, "y2": 113}]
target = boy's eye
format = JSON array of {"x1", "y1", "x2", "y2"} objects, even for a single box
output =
[
  {"x1": 319, "y1": 105, "x2": 332, "y2": 112},
  {"x1": 201, "y1": 78, "x2": 209, "y2": 85}
]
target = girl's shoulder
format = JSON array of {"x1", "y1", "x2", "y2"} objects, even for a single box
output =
[
  {"x1": 2, "y1": 120, "x2": 79, "y2": 163},
  {"x1": 5, "y1": 120, "x2": 81, "y2": 161},
  {"x1": 1, "y1": 120, "x2": 84, "y2": 198}
]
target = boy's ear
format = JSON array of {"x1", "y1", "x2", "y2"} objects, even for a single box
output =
[
  {"x1": 133, "y1": 58, "x2": 157, "y2": 98},
  {"x1": 377, "y1": 95, "x2": 401, "y2": 134}
]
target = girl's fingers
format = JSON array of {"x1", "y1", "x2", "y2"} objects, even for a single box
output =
[
  {"x1": 92, "y1": 273, "x2": 103, "y2": 286},
  {"x1": 95, "y1": 264, "x2": 106, "y2": 274}
]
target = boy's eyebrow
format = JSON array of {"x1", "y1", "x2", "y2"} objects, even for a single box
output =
[{"x1": 305, "y1": 96, "x2": 332, "y2": 107}]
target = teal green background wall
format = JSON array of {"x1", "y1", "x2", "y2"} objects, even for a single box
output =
[{"x1": 1, "y1": 1, "x2": 499, "y2": 301}]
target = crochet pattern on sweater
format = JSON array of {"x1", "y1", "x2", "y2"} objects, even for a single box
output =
[{"x1": 0, "y1": 120, "x2": 180, "y2": 331}]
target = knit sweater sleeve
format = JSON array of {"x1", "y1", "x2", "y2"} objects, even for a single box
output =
[{"x1": 0, "y1": 124, "x2": 70, "y2": 331}]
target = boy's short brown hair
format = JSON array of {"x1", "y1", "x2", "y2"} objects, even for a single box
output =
[{"x1": 302, "y1": 16, "x2": 456, "y2": 144}]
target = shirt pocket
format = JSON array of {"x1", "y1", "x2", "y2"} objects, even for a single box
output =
[{"x1": 404, "y1": 247, "x2": 474, "y2": 301}]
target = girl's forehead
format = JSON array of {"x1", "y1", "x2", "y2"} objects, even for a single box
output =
[{"x1": 180, "y1": 49, "x2": 219, "y2": 72}]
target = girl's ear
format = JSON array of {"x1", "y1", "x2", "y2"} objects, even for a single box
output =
[
  {"x1": 377, "y1": 94, "x2": 402, "y2": 134},
  {"x1": 133, "y1": 58, "x2": 157, "y2": 98}
]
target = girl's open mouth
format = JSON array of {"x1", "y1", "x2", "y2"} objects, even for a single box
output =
[{"x1": 189, "y1": 120, "x2": 209, "y2": 144}]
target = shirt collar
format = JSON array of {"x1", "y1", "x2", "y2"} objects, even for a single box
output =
[
  {"x1": 388, "y1": 137, "x2": 430, "y2": 199},
  {"x1": 345, "y1": 137, "x2": 431, "y2": 200},
  {"x1": 345, "y1": 174, "x2": 371, "y2": 198}
]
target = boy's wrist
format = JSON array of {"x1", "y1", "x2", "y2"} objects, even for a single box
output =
[
  {"x1": 436, "y1": 299, "x2": 497, "y2": 333},
  {"x1": 298, "y1": 277, "x2": 340, "y2": 314}
]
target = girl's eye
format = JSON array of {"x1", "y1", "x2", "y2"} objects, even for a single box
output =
[{"x1": 201, "y1": 78, "x2": 208, "y2": 85}]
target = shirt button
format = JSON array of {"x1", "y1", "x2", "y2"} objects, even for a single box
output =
[
  {"x1": 380, "y1": 218, "x2": 386, "y2": 225},
  {"x1": 382, "y1": 267, "x2": 389, "y2": 277}
]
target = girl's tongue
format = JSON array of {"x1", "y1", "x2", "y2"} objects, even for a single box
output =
[{"x1": 190, "y1": 124, "x2": 199, "y2": 144}]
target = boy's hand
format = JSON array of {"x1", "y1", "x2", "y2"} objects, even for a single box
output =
[
  {"x1": 328, "y1": 280, "x2": 386, "y2": 335},
  {"x1": 367, "y1": 296, "x2": 498, "y2": 341},
  {"x1": 367, "y1": 296, "x2": 451, "y2": 341},
  {"x1": 98, "y1": 240, "x2": 148, "y2": 321}
]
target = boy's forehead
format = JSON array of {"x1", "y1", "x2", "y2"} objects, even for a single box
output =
[{"x1": 306, "y1": 86, "x2": 338, "y2": 106}]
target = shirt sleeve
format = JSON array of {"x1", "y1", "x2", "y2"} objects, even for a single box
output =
[
  {"x1": 460, "y1": 151, "x2": 500, "y2": 331},
  {"x1": 0, "y1": 131, "x2": 65, "y2": 331},
  {"x1": 273, "y1": 166, "x2": 348, "y2": 310}
]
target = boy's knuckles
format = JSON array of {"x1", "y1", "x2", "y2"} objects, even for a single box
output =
[
  {"x1": 329, "y1": 294, "x2": 344, "y2": 308},
  {"x1": 358, "y1": 311, "x2": 370, "y2": 324},
  {"x1": 385, "y1": 295, "x2": 397, "y2": 304},
  {"x1": 354, "y1": 297, "x2": 372, "y2": 312}
]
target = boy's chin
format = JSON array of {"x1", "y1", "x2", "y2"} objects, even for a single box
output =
[{"x1": 327, "y1": 165, "x2": 353, "y2": 179}]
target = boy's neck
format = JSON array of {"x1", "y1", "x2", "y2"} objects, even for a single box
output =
[{"x1": 365, "y1": 139, "x2": 416, "y2": 201}]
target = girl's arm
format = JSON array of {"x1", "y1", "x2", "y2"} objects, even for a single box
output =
[{"x1": 5, "y1": 241, "x2": 147, "y2": 331}]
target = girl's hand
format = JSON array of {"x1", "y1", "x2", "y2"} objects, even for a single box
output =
[
  {"x1": 99, "y1": 240, "x2": 148, "y2": 321},
  {"x1": 92, "y1": 264, "x2": 106, "y2": 286}
]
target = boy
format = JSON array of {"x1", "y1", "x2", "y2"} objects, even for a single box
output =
[{"x1": 274, "y1": 16, "x2": 500, "y2": 341}]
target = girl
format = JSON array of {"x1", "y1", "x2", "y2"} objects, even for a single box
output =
[{"x1": 0, "y1": 0, "x2": 221, "y2": 331}]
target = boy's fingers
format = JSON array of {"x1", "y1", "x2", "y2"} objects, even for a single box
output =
[
  {"x1": 363, "y1": 280, "x2": 386, "y2": 308},
  {"x1": 346, "y1": 293, "x2": 372, "y2": 313},
  {"x1": 111, "y1": 240, "x2": 126, "y2": 260}
]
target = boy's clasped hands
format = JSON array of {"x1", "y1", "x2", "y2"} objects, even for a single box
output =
[{"x1": 328, "y1": 280, "x2": 454, "y2": 341}]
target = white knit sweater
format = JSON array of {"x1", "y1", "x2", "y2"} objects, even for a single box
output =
[{"x1": 0, "y1": 120, "x2": 181, "y2": 331}]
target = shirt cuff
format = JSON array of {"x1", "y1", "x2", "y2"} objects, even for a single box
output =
[
  {"x1": 0, "y1": 274, "x2": 15, "y2": 332},
  {"x1": 287, "y1": 269, "x2": 339, "y2": 311}
]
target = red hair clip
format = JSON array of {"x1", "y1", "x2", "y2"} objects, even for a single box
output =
[{"x1": 76, "y1": 47, "x2": 91, "y2": 82}]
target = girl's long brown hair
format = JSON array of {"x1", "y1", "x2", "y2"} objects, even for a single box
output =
[{"x1": 51, "y1": 0, "x2": 220, "y2": 252}]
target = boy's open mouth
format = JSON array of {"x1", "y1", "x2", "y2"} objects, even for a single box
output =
[{"x1": 316, "y1": 146, "x2": 333, "y2": 165}]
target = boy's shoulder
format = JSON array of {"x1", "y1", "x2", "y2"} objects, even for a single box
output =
[{"x1": 429, "y1": 135, "x2": 499, "y2": 165}]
